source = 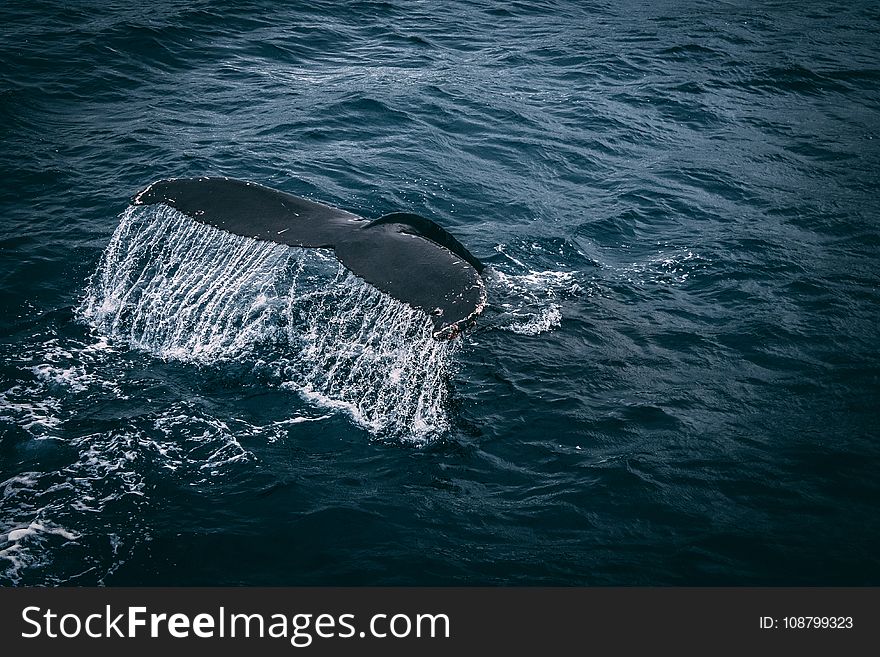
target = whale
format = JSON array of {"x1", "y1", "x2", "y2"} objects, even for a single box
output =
[{"x1": 132, "y1": 177, "x2": 487, "y2": 338}]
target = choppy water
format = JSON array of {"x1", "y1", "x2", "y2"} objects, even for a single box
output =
[{"x1": 1, "y1": 0, "x2": 879, "y2": 585}]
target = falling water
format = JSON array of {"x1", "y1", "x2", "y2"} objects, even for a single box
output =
[{"x1": 79, "y1": 205, "x2": 457, "y2": 440}]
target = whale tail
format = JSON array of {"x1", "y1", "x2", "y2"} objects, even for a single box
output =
[{"x1": 133, "y1": 177, "x2": 486, "y2": 338}]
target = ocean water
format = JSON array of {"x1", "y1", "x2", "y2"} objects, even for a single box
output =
[{"x1": 1, "y1": 0, "x2": 879, "y2": 585}]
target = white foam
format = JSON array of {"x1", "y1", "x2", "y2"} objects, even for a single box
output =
[
  {"x1": 30, "y1": 363, "x2": 92, "y2": 393},
  {"x1": 485, "y1": 267, "x2": 577, "y2": 336},
  {"x1": 505, "y1": 305, "x2": 562, "y2": 335},
  {"x1": 6, "y1": 522, "x2": 79, "y2": 543},
  {"x1": 0, "y1": 385, "x2": 63, "y2": 436},
  {"x1": 0, "y1": 401, "x2": 265, "y2": 583},
  {"x1": 613, "y1": 248, "x2": 708, "y2": 286},
  {"x1": 1, "y1": 519, "x2": 81, "y2": 583},
  {"x1": 227, "y1": 414, "x2": 334, "y2": 443}
]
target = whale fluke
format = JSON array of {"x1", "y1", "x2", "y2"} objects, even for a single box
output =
[{"x1": 133, "y1": 177, "x2": 486, "y2": 338}]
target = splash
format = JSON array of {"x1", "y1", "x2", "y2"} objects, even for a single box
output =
[
  {"x1": 279, "y1": 272, "x2": 455, "y2": 436},
  {"x1": 79, "y1": 204, "x2": 456, "y2": 440},
  {"x1": 485, "y1": 267, "x2": 579, "y2": 336}
]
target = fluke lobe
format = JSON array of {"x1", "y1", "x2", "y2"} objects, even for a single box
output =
[{"x1": 133, "y1": 177, "x2": 487, "y2": 338}]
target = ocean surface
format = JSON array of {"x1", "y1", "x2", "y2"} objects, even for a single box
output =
[{"x1": 1, "y1": 0, "x2": 879, "y2": 585}]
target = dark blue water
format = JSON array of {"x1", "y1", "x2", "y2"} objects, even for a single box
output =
[{"x1": 2, "y1": 0, "x2": 879, "y2": 585}]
